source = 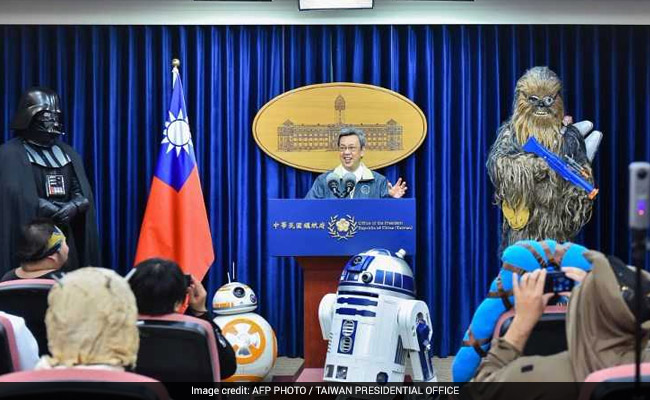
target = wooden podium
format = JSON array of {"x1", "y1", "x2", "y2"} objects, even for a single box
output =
[
  {"x1": 267, "y1": 199, "x2": 416, "y2": 368},
  {"x1": 296, "y1": 256, "x2": 348, "y2": 367}
]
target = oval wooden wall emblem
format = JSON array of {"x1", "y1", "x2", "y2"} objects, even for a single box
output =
[{"x1": 253, "y1": 83, "x2": 427, "y2": 173}]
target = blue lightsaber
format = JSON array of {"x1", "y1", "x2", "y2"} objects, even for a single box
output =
[{"x1": 522, "y1": 137, "x2": 599, "y2": 199}]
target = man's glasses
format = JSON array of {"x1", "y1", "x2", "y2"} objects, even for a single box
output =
[{"x1": 339, "y1": 146, "x2": 359, "y2": 153}]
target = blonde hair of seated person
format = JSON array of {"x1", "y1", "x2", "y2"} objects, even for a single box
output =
[{"x1": 41, "y1": 267, "x2": 139, "y2": 369}]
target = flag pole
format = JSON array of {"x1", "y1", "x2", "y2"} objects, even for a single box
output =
[{"x1": 135, "y1": 55, "x2": 214, "y2": 279}]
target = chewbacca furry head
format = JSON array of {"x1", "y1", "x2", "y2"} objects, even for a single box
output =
[{"x1": 511, "y1": 66, "x2": 564, "y2": 151}]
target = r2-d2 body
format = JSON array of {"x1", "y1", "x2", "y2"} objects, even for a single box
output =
[
  {"x1": 213, "y1": 282, "x2": 277, "y2": 382},
  {"x1": 319, "y1": 248, "x2": 437, "y2": 383}
]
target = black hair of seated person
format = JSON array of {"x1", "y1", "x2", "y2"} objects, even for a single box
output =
[
  {"x1": 130, "y1": 257, "x2": 239, "y2": 380},
  {"x1": 15, "y1": 218, "x2": 58, "y2": 263},
  {"x1": 130, "y1": 258, "x2": 187, "y2": 315}
]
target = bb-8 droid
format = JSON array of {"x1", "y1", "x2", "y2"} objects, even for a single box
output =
[{"x1": 213, "y1": 282, "x2": 277, "y2": 382}]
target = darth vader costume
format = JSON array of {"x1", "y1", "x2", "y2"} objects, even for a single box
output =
[{"x1": 0, "y1": 87, "x2": 100, "y2": 274}]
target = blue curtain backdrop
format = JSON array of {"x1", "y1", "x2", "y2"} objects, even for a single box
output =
[{"x1": 1, "y1": 25, "x2": 649, "y2": 357}]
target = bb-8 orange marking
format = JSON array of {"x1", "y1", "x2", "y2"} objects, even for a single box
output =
[{"x1": 221, "y1": 318, "x2": 266, "y2": 365}]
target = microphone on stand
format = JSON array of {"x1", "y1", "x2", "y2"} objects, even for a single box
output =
[
  {"x1": 342, "y1": 173, "x2": 357, "y2": 198},
  {"x1": 326, "y1": 173, "x2": 343, "y2": 198}
]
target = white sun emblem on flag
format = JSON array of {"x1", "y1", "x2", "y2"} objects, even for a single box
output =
[{"x1": 161, "y1": 109, "x2": 193, "y2": 156}]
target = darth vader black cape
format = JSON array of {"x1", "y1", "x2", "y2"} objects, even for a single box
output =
[{"x1": 0, "y1": 138, "x2": 101, "y2": 275}]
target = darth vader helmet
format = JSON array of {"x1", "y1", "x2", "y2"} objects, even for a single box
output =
[{"x1": 11, "y1": 87, "x2": 63, "y2": 147}]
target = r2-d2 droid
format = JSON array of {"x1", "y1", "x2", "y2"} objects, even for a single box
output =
[
  {"x1": 213, "y1": 282, "x2": 277, "y2": 382},
  {"x1": 319, "y1": 248, "x2": 438, "y2": 383}
]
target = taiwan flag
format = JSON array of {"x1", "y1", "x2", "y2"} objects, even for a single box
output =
[{"x1": 135, "y1": 62, "x2": 214, "y2": 279}]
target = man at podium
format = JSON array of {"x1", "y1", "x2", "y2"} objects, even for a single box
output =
[{"x1": 305, "y1": 128, "x2": 407, "y2": 199}]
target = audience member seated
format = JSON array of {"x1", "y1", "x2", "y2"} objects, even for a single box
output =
[
  {"x1": 471, "y1": 252, "x2": 650, "y2": 399},
  {"x1": 0, "y1": 311, "x2": 39, "y2": 370},
  {"x1": 129, "y1": 258, "x2": 237, "y2": 379},
  {"x1": 1, "y1": 219, "x2": 68, "y2": 282},
  {"x1": 35, "y1": 267, "x2": 139, "y2": 371}
]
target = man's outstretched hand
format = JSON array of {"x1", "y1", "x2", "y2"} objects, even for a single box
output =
[{"x1": 388, "y1": 178, "x2": 408, "y2": 198}]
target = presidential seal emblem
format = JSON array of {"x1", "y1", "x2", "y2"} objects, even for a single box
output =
[{"x1": 328, "y1": 214, "x2": 358, "y2": 240}]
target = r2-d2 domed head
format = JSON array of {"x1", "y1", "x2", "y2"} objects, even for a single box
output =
[
  {"x1": 337, "y1": 248, "x2": 415, "y2": 299},
  {"x1": 213, "y1": 282, "x2": 258, "y2": 315}
]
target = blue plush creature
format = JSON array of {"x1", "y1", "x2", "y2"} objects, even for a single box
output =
[{"x1": 451, "y1": 240, "x2": 592, "y2": 382}]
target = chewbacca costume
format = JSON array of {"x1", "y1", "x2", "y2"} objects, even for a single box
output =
[{"x1": 487, "y1": 67, "x2": 600, "y2": 247}]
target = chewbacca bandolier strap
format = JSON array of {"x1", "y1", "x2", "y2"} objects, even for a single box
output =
[
  {"x1": 517, "y1": 242, "x2": 548, "y2": 267},
  {"x1": 461, "y1": 330, "x2": 489, "y2": 358},
  {"x1": 452, "y1": 240, "x2": 592, "y2": 383},
  {"x1": 486, "y1": 275, "x2": 514, "y2": 310},
  {"x1": 485, "y1": 242, "x2": 568, "y2": 317},
  {"x1": 539, "y1": 241, "x2": 569, "y2": 267}
]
